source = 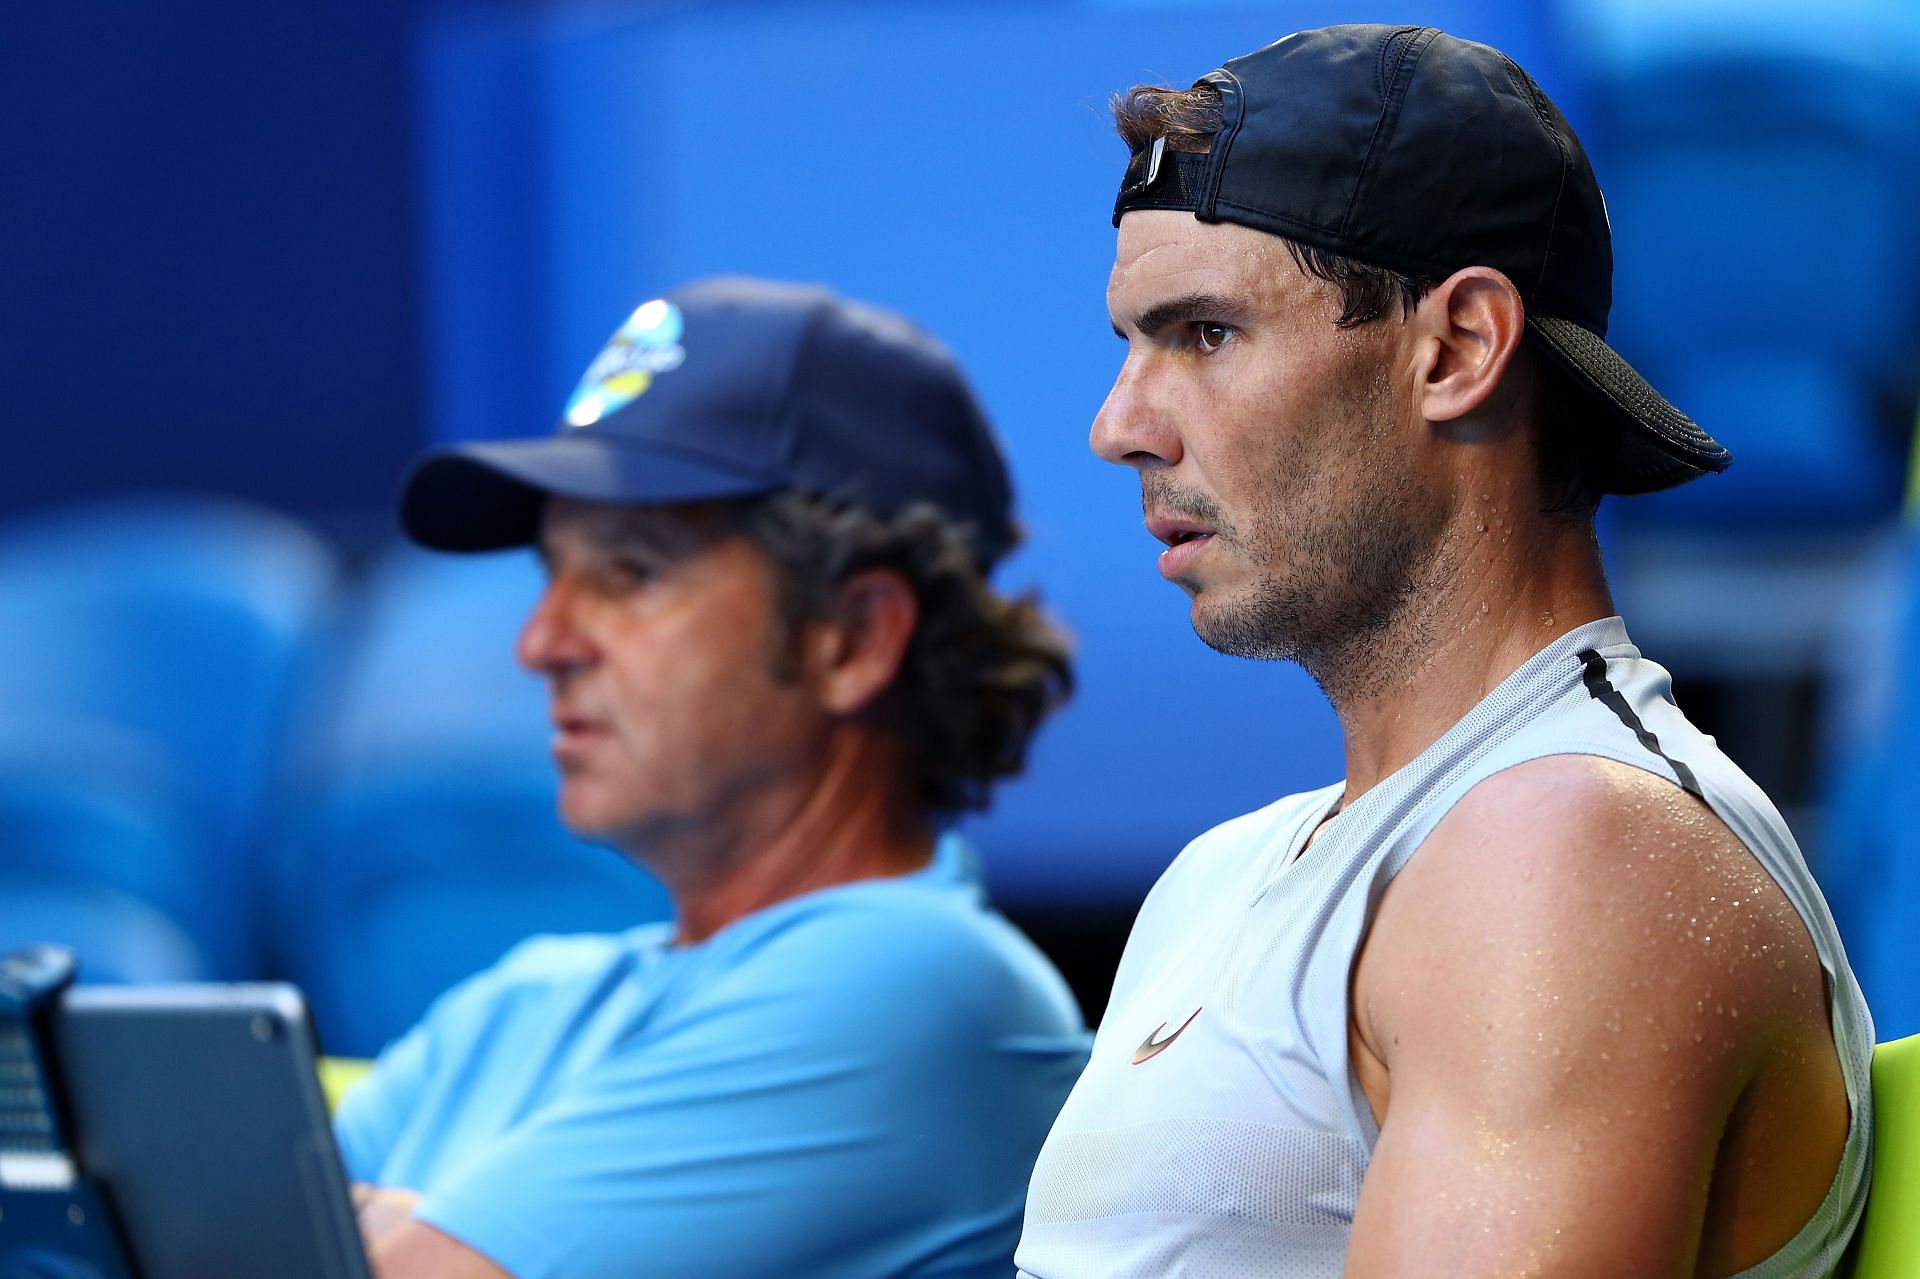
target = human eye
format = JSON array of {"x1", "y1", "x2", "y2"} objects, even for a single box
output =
[
  {"x1": 588, "y1": 556, "x2": 658, "y2": 596},
  {"x1": 1194, "y1": 322, "x2": 1236, "y2": 353}
]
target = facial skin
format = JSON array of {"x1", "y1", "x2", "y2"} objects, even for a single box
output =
[
  {"x1": 1095, "y1": 211, "x2": 1458, "y2": 704},
  {"x1": 517, "y1": 498, "x2": 827, "y2": 871},
  {"x1": 516, "y1": 496, "x2": 930, "y2": 928}
]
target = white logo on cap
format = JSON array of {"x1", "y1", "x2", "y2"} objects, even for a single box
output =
[{"x1": 563, "y1": 299, "x2": 687, "y2": 429}]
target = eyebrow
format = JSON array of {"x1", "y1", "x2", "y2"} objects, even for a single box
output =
[
  {"x1": 1112, "y1": 291, "x2": 1253, "y2": 340},
  {"x1": 537, "y1": 505, "x2": 724, "y2": 574}
]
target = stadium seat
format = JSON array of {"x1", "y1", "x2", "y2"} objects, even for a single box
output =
[
  {"x1": 299, "y1": 545, "x2": 553, "y2": 784},
  {"x1": 0, "y1": 499, "x2": 338, "y2": 973},
  {"x1": 271, "y1": 546, "x2": 670, "y2": 1057},
  {"x1": 1842, "y1": 1035, "x2": 1920, "y2": 1277},
  {"x1": 0, "y1": 878, "x2": 208, "y2": 984},
  {"x1": 0, "y1": 721, "x2": 216, "y2": 978},
  {"x1": 1564, "y1": 0, "x2": 1920, "y2": 530},
  {"x1": 0, "y1": 721, "x2": 202, "y2": 917},
  {"x1": 1820, "y1": 513, "x2": 1920, "y2": 1040}
]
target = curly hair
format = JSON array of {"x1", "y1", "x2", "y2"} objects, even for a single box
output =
[
  {"x1": 1112, "y1": 80, "x2": 1609, "y2": 516},
  {"x1": 734, "y1": 491, "x2": 1073, "y2": 821}
]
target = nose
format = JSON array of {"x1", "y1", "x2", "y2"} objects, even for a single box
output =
[
  {"x1": 1090, "y1": 352, "x2": 1181, "y2": 472},
  {"x1": 516, "y1": 576, "x2": 595, "y2": 679}
]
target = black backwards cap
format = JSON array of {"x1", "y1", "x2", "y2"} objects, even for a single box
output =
[
  {"x1": 400, "y1": 277, "x2": 1017, "y2": 566},
  {"x1": 1114, "y1": 25, "x2": 1731, "y2": 494}
]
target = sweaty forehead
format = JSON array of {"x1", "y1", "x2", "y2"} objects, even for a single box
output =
[{"x1": 1107, "y1": 211, "x2": 1313, "y2": 320}]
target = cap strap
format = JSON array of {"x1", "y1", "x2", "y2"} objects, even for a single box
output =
[{"x1": 1113, "y1": 139, "x2": 1212, "y2": 226}]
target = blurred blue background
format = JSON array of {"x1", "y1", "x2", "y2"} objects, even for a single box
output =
[{"x1": 3, "y1": 0, "x2": 1917, "y2": 1056}]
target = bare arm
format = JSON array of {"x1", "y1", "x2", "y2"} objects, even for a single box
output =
[
  {"x1": 354, "y1": 1185, "x2": 513, "y2": 1279},
  {"x1": 1344, "y1": 755, "x2": 1844, "y2": 1277}
]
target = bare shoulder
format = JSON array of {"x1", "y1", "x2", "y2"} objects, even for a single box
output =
[
  {"x1": 1355, "y1": 752, "x2": 1827, "y2": 1094},
  {"x1": 1347, "y1": 755, "x2": 1849, "y2": 1274},
  {"x1": 1423, "y1": 751, "x2": 1746, "y2": 877},
  {"x1": 1386, "y1": 752, "x2": 1811, "y2": 962}
]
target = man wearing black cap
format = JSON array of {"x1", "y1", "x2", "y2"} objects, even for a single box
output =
[
  {"x1": 1017, "y1": 26, "x2": 1871, "y2": 1278},
  {"x1": 337, "y1": 277, "x2": 1089, "y2": 1278}
]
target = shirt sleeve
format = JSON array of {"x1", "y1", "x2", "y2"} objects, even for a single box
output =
[
  {"x1": 331, "y1": 998, "x2": 440, "y2": 1183},
  {"x1": 411, "y1": 903, "x2": 1084, "y2": 1279}
]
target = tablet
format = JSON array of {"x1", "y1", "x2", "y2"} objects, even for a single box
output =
[{"x1": 46, "y1": 983, "x2": 370, "y2": 1279}]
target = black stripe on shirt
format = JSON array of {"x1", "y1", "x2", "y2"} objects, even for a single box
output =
[{"x1": 1576, "y1": 648, "x2": 1703, "y2": 800}]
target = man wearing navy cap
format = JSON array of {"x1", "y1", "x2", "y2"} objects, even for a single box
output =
[
  {"x1": 1017, "y1": 26, "x2": 1871, "y2": 1278},
  {"x1": 339, "y1": 277, "x2": 1088, "y2": 1278}
]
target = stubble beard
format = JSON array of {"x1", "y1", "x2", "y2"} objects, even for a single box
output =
[{"x1": 1175, "y1": 377, "x2": 1455, "y2": 709}]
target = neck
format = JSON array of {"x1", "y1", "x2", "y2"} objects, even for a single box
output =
[
  {"x1": 1320, "y1": 502, "x2": 1612, "y2": 802},
  {"x1": 639, "y1": 729, "x2": 933, "y2": 945}
]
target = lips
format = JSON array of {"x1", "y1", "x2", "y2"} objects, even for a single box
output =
[
  {"x1": 550, "y1": 712, "x2": 609, "y2": 763},
  {"x1": 1145, "y1": 513, "x2": 1215, "y2": 548},
  {"x1": 1145, "y1": 512, "x2": 1217, "y2": 580}
]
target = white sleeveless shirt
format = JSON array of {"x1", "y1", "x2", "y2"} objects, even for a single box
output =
[{"x1": 1015, "y1": 617, "x2": 1873, "y2": 1279}]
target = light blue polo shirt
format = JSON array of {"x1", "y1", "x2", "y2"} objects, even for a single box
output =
[{"x1": 334, "y1": 838, "x2": 1088, "y2": 1279}]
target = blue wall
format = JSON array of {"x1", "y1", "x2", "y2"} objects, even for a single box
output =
[{"x1": 1, "y1": 3, "x2": 428, "y2": 520}]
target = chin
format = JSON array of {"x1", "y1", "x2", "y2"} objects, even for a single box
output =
[
  {"x1": 557, "y1": 789, "x2": 637, "y2": 842},
  {"x1": 561, "y1": 787, "x2": 684, "y2": 857},
  {"x1": 1190, "y1": 594, "x2": 1302, "y2": 663}
]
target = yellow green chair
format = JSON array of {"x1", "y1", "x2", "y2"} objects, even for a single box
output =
[
  {"x1": 1845, "y1": 1035, "x2": 1920, "y2": 1277},
  {"x1": 318, "y1": 1055, "x2": 374, "y2": 1114},
  {"x1": 1905, "y1": 409, "x2": 1918, "y2": 520}
]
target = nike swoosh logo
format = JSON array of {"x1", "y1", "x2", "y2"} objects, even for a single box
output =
[{"x1": 1130, "y1": 1006, "x2": 1203, "y2": 1065}]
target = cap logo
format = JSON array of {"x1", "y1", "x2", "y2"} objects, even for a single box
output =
[
  {"x1": 564, "y1": 298, "x2": 687, "y2": 428},
  {"x1": 1143, "y1": 136, "x2": 1166, "y2": 188}
]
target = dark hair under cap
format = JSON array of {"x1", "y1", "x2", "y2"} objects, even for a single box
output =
[{"x1": 1112, "y1": 25, "x2": 1731, "y2": 496}]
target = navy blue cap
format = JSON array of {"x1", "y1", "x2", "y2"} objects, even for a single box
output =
[
  {"x1": 1113, "y1": 25, "x2": 1732, "y2": 495},
  {"x1": 400, "y1": 277, "x2": 1017, "y2": 565}
]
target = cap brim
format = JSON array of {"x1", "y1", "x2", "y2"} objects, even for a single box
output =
[
  {"x1": 1525, "y1": 316, "x2": 1733, "y2": 496},
  {"x1": 399, "y1": 434, "x2": 778, "y2": 551}
]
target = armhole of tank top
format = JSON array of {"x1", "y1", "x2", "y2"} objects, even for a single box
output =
[
  {"x1": 1375, "y1": 741, "x2": 1678, "y2": 884},
  {"x1": 1361, "y1": 737, "x2": 1873, "y2": 1275},
  {"x1": 1377, "y1": 742, "x2": 1875, "y2": 1209}
]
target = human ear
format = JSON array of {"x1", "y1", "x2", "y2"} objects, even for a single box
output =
[
  {"x1": 814, "y1": 567, "x2": 919, "y2": 717},
  {"x1": 1414, "y1": 267, "x2": 1526, "y2": 425}
]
